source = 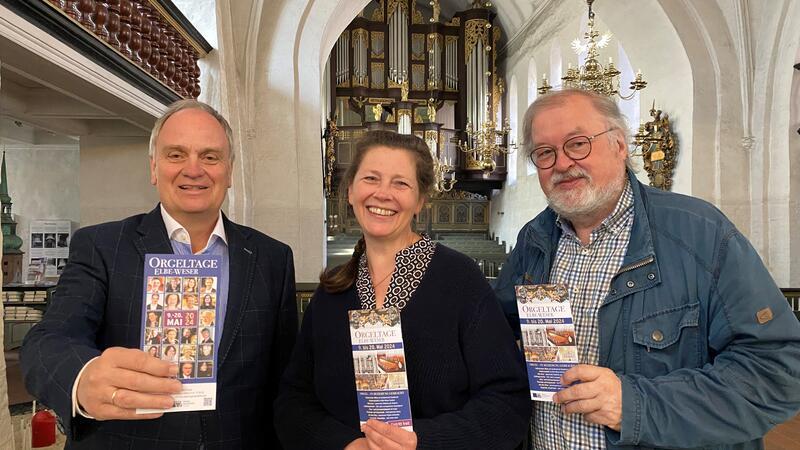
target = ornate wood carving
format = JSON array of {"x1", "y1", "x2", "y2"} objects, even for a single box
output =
[
  {"x1": 137, "y1": 2, "x2": 152, "y2": 72},
  {"x1": 117, "y1": 0, "x2": 132, "y2": 57},
  {"x1": 39, "y1": 0, "x2": 209, "y2": 100},
  {"x1": 106, "y1": 0, "x2": 121, "y2": 48},
  {"x1": 128, "y1": 0, "x2": 143, "y2": 64},
  {"x1": 77, "y1": 0, "x2": 95, "y2": 29},
  {"x1": 64, "y1": 0, "x2": 80, "y2": 20},
  {"x1": 92, "y1": 1, "x2": 109, "y2": 40}
]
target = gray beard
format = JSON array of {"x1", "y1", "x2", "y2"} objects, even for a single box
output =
[{"x1": 546, "y1": 170, "x2": 626, "y2": 223}]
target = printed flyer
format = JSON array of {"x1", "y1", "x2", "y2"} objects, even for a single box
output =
[
  {"x1": 516, "y1": 284, "x2": 578, "y2": 401},
  {"x1": 138, "y1": 254, "x2": 221, "y2": 413},
  {"x1": 28, "y1": 219, "x2": 70, "y2": 280},
  {"x1": 349, "y1": 307, "x2": 413, "y2": 431}
]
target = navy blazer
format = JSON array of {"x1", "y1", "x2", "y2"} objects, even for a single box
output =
[{"x1": 21, "y1": 205, "x2": 297, "y2": 449}]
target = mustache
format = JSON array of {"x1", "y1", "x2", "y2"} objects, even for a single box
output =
[{"x1": 549, "y1": 167, "x2": 590, "y2": 186}]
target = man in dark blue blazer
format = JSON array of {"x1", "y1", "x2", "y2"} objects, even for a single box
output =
[{"x1": 21, "y1": 100, "x2": 297, "y2": 449}]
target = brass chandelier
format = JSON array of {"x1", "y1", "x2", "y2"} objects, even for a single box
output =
[
  {"x1": 457, "y1": 114, "x2": 515, "y2": 173},
  {"x1": 538, "y1": 0, "x2": 646, "y2": 99},
  {"x1": 433, "y1": 157, "x2": 457, "y2": 192}
]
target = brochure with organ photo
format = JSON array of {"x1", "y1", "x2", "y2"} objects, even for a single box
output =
[
  {"x1": 516, "y1": 284, "x2": 578, "y2": 402},
  {"x1": 349, "y1": 307, "x2": 413, "y2": 431}
]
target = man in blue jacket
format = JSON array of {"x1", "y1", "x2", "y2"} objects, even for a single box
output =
[{"x1": 495, "y1": 89, "x2": 800, "y2": 449}]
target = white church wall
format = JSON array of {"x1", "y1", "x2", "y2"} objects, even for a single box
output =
[
  {"x1": 490, "y1": 54, "x2": 548, "y2": 253},
  {"x1": 79, "y1": 136, "x2": 158, "y2": 227},
  {"x1": 2, "y1": 144, "x2": 80, "y2": 271},
  {"x1": 753, "y1": 0, "x2": 800, "y2": 286},
  {"x1": 212, "y1": 0, "x2": 370, "y2": 282}
]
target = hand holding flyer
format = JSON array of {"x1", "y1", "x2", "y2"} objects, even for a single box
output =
[
  {"x1": 516, "y1": 284, "x2": 579, "y2": 401},
  {"x1": 138, "y1": 254, "x2": 221, "y2": 414}
]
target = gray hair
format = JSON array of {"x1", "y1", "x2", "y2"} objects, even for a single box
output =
[
  {"x1": 149, "y1": 99, "x2": 235, "y2": 162},
  {"x1": 521, "y1": 89, "x2": 631, "y2": 167}
]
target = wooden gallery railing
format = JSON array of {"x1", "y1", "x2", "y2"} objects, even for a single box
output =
[{"x1": 8, "y1": 0, "x2": 213, "y2": 103}]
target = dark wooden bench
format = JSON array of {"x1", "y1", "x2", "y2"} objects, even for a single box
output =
[{"x1": 781, "y1": 288, "x2": 800, "y2": 321}]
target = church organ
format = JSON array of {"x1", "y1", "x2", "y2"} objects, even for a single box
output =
[
  {"x1": 326, "y1": 0, "x2": 509, "y2": 199},
  {"x1": 325, "y1": 0, "x2": 508, "y2": 236}
]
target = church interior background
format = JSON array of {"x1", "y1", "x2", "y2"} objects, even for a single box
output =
[{"x1": 0, "y1": 0, "x2": 799, "y2": 447}]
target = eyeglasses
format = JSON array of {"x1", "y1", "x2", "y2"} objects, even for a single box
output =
[{"x1": 529, "y1": 128, "x2": 616, "y2": 169}]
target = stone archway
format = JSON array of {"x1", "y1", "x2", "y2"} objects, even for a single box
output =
[{"x1": 214, "y1": 0, "x2": 369, "y2": 281}]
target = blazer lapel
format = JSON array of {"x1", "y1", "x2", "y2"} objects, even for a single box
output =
[
  {"x1": 134, "y1": 205, "x2": 174, "y2": 257},
  {"x1": 217, "y1": 216, "x2": 257, "y2": 369}
]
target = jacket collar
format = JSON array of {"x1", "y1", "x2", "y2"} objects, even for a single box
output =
[
  {"x1": 217, "y1": 214, "x2": 257, "y2": 369},
  {"x1": 134, "y1": 205, "x2": 174, "y2": 256},
  {"x1": 621, "y1": 169, "x2": 657, "y2": 267}
]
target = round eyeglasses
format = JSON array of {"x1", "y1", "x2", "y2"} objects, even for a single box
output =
[{"x1": 529, "y1": 128, "x2": 616, "y2": 169}]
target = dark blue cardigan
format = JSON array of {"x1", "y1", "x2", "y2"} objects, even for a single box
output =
[{"x1": 274, "y1": 245, "x2": 531, "y2": 449}]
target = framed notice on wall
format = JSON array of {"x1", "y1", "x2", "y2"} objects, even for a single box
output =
[{"x1": 28, "y1": 219, "x2": 71, "y2": 281}]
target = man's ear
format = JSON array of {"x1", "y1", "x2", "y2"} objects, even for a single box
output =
[
  {"x1": 614, "y1": 133, "x2": 627, "y2": 159},
  {"x1": 150, "y1": 156, "x2": 158, "y2": 185}
]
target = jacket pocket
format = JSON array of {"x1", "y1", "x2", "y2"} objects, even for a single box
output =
[{"x1": 631, "y1": 302, "x2": 701, "y2": 376}]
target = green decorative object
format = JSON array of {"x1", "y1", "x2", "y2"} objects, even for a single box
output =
[{"x1": 1, "y1": 151, "x2": 24, "y2": 254}]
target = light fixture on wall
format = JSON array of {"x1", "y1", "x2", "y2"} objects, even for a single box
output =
[
  {"x1": 538, "y1": 0, "x2": 647, "y2": 99},
  {"x1": 630, "y1": 101, "x2": 678, "y2": 191}
]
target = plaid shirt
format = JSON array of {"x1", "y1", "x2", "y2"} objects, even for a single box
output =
[{"x1": 532, "y1": 181, "x2": 634, "y2": 450}]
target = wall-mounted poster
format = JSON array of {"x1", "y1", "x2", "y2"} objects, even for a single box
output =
[{"x1": 28, "y1": 219, "x2": 71, "y2": 281}]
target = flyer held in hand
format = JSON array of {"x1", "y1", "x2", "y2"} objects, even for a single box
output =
[
  {"x1": 138, "y1": 254, "x2": 221, "y2": 413},
  {"x1": 516, "y1": 284, "x2": 579, "y2": 401},
  {"x1": 349, "y1": 307, "x2": 413, "y2": 431}
]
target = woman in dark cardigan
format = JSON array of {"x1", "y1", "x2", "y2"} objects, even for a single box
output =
[{"x1": 274, "y1": 131, "x2": 530, "y2": 449}]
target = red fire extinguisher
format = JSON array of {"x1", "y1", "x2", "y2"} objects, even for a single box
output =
[{"x1": 31, "y1": 401, "x2": 56, "y2": 448}]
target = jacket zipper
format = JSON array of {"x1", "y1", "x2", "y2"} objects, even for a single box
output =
[
  {"x1": 615, "y1": 255, "x2": 655, "y2": 352},
  {"x1": 616, "y1": 255, "x2": 655, "y2": 275}
]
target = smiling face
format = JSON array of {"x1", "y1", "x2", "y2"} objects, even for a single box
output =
[
  {"x1": 150, "y1": 108, "x2": 232, "y2": 226},
  {"x1": 185, "y1": 294, "x2": 197, "y2": 308},
  {"x1": 166, "y1": 294, "x2": 179, "y2": 308},
  {"x1": 347, "y1": 146, "x2": 424, "y2": 247},
  {"x1": 166, "y1": 329, "x2": 177, "y2": 341},
  {"x1": 531, "y1": 94, "x2": 628, "y2": 223}
]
